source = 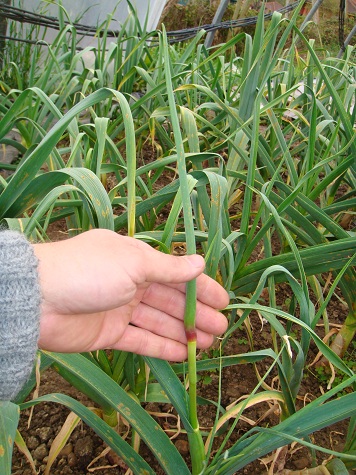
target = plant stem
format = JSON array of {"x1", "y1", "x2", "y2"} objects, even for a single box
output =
[
  {"x1": 102, "y1": 407, "x2": 119, "y2": 428},
  {"x1": 185, "y1": 280, "x2": 205, "y2": 474},
  {"x1": 161, "y1": 27, "x2": 206, "y2": 474}
]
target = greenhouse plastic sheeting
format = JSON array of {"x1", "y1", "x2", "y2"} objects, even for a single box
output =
[{"x1": 21, "y1": 0, "x2": 167, "y2": 45}]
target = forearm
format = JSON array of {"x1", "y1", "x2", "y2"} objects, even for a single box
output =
[{"x1": 0, "y1": 231, "x2": 41, "y2": 401}]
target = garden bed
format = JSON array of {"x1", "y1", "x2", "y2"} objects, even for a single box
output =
[
  {"x1": 1, "y1": 2, "x2": 355, "y2": 475},
  {"x1": 12, "y1": 301, "x2": 351, "y2": 475}
]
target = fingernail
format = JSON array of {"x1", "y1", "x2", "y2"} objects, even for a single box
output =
[{"x1": 185, "y1": 254, "x2": 205, "y2": 268}]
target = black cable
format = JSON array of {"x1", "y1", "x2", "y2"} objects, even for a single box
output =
[
  {"x1": 339, "y1": 0, "x2": 346, "y2": 49},
  {"x1": 0, "y1": 3, "x2": 99, "y2": 34},
  {"x1": 0, "y1": 1, "x2": 301, "y2": 46},
  {"x1": 0, "y1": 34, "x2": 47, "y2": 46}
]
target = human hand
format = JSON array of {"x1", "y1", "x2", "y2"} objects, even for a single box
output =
[{"x1": 33, "y1": 229, "x2": 229, "y2": 361}]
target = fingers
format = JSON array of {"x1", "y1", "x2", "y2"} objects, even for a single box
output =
[
  {"x1": 166, "y1": 274, "x2": 230, "y2": 311},
  {"x1": 139, "y1": 283, "x2": 228, "y2": 336},
  {"x1": 111, "y1": 324, "x2": 188, "y2": 360},
  {"x1": 131, "y1": 302, "x2": 217, "y2": 348},
  {"x1": 110, "y1": 325, "x2": 213, "y2": 361},
  {"x1": 137, "y1": 248, "x2": 229, "y2": 310},
  {"x1": 130, "y1": 243, "x2": 229, "y2": 314}
]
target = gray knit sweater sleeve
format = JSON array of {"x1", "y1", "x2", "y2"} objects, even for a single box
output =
[{"x1": 0, "y1": 231, "x2": 41, "y2": 401}]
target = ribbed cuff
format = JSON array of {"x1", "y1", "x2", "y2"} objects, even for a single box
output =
[{"x1": 0, "y1": 231, "x2": 41, "y2": 401}]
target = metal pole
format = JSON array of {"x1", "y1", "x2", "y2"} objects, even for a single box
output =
[
  {"x1": 300, "y1": 0, "x2": 324, "y2": 31},
  {"x1": 338, "y1": 23, "x2": 356, "y2": 58},
  {"x1": 204, "y1": 0, "x2": 230, "y2": 49},
  {"x1": 0, "y1": 0, "x2": 11, "y2": 69}
]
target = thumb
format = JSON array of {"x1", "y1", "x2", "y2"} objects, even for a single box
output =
[{"x1": 142, "y1": 250, "x2": 206, "y2": 284}]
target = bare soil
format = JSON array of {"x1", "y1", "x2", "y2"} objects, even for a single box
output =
[
  {"x1": 8, "y1": 141, "x2": 355, "y2": 475},
  {"x1": 11, "y1": 295, "x2": 354, "y2": 475}
]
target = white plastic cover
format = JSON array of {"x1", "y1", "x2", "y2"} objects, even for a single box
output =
[{"x1": 21, "y1": 0, "x2": 167, "y2": 45}]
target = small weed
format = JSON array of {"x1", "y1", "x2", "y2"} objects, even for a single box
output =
[
  {"x1": 197, "y1": 373, "x2": 213, "y2": 385},
  {"x1": 312, "y1": 342, "x2": 356, "y2": 397},
  {"x1": 237, "y1": 337, "x2": 248, "y2": 345}
]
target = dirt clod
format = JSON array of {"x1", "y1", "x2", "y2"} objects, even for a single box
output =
[
  {"x1": 67, "y1": 452, "x2": 77, "y2": 468},
  {"x1": 74, "y1": 435, "x2": 94, "y2": 468},
  {"x1": 175, "y1": 439, "x2": 190, "y2": 455},
  {"x1": 32, "y1": 443, "x2": 48, "y2": 461},
  {"x1": 36, "y1": 426, "x2": 52, "y2": 442},
  {"x1": 293, "y1": 456, "x2": 311, "y2": 470},
  {"x1": 59, "y1": 442, "x2": 73, "y2": 456},
  {"x1": 26, "y1": 436, "x2": 40, "y2": 450}
]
